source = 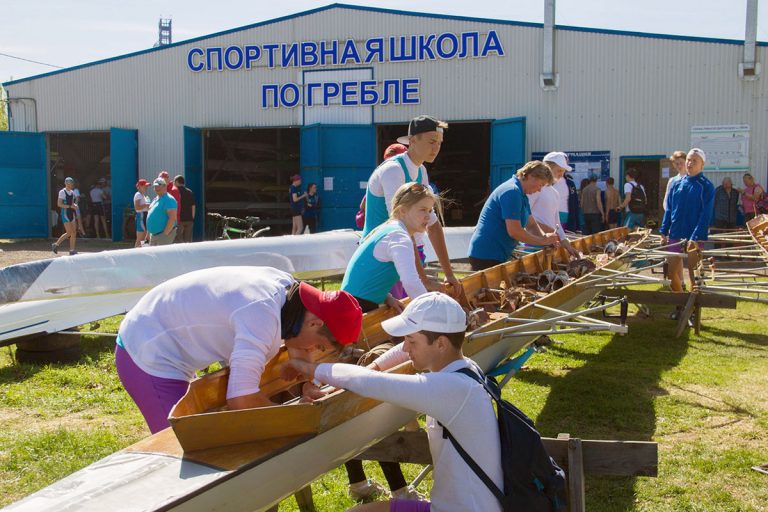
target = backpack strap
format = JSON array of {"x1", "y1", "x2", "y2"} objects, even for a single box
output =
[
  {"x1": 440, "y1": 421, "x2": 506, "y2": 504},
  {"x1": 437, "y1": 367, "x2": 506, "y2": 507}
]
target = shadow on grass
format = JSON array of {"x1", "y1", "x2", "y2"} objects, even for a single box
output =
[
  {"x1": 697, "y1": 325, "x2": 768, "y2": 348},
  {"x1": 0, "y1": 334, "x2": 116, "y2": 385},
  {"x1": 517, "y1": 312, "x2": 692, "y2": 511}
]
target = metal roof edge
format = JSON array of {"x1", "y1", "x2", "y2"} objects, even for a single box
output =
[{"x1": 3, "y1": 3, "x2": 765, "y2": 88}]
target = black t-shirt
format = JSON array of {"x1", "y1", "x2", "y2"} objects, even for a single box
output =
[{"x1": 177, "y1": 185, "x2": 196, "y2": 221}]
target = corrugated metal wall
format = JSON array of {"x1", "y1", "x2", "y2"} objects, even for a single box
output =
[{"x1": 6, "y1": 7, "x2": 768, "y2": 185}]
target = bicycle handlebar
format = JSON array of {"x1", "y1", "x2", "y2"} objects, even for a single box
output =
[{"x1": 207, "y1": 212, "x2": 260, "y2": 224}]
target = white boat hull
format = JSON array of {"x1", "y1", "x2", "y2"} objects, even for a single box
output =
[{"x1": 0, "y1": 228, "x2": 475, "y2": 343}]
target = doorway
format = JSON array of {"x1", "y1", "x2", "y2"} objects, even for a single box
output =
[
  {"x1": 47, "y1": 132, "x2": 111, "y2": 238},
  {"x1": 203, "y1": 127, "x2": 300, "y2": 237},
  {"x1": 376, "y1": 121, "x2": 491, "y2": 226},
  {"x1": 620, "y1": 155, "x2": 667, "y2": 227}
]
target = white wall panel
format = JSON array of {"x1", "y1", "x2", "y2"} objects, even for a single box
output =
[{"x1": 6, "y1": 6, "x2": 768, "y2": 184}]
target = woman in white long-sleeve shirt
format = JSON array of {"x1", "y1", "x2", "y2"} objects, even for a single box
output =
[
  {"x1": 342, "y1": 182, "x2": 442, "y2": 313},
  {"x1": 284, "y1": 292, "x2": 503, "y2": 512}
]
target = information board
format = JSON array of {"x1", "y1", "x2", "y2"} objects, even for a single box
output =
[
  {"x1": 690, "y1": 125, "x2": 750, "y2": 172},
  {"x1": 532, "y1": 150, "x2": 610, "y2": 190}
]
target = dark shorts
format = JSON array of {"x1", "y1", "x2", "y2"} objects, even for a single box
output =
[
  {"x1": 60, "y1": 209, "x2": 75, "y2": 224},
  {"x1": 390, "y1": 500, "x2": 430, "y2": 512},
  {"x1": 469, "y1": 256, "x2": 502, "y2": 271},
  {"x1": 91, "y1": 202, "x2": 106, "y2": 217},
  {"x1": 353, "y1": 295, "x2": 380, "y2": 313},
  {"x1": 135, "y1": 211, "x2": 148, "y2": 233},
  {"x1": 607, "y1": 209, "x2": 619, "y2": 224}
]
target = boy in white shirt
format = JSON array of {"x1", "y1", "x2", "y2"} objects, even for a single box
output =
[{"x1": 284, "y1": 293, "x2": 503, "y2": 512}]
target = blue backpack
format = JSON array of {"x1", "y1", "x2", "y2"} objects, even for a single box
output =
[{"x1": 441, "y1": 368, "x2": 567, "y2": 511}]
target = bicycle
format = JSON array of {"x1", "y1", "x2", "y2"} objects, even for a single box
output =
[{"x1": 207, "y1": 212, "x2": 271, "y2": 240}]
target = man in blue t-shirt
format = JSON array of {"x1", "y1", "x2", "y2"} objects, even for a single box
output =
[
  {"x1": 147, "y1": 178, "x2": 178, "y2": 246},
  {"x1": 468, "y1": 161, "x2": 560, "y2": 270}
]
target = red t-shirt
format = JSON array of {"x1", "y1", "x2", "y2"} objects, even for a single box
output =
[{"x1": 167, "y1": 183, "x2": 182, "y2": 221}]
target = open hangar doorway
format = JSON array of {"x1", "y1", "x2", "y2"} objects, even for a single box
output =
[
  {"x1": 620, "y1": 155, "x2": 669, "y2": 228},
  {"x1": 376, "y1": 121, "x2": 491, "y2": 227},
  {"x1": 203, "y1": 127, "x2": 300, "y2": 237},
  {"x1": 47, "y1": 132, "x2": 111, "y2": 238}
]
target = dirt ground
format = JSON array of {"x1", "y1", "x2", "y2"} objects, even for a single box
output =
[{"x1": 0, "y1": 238, "x2": 133, "y2": 268}]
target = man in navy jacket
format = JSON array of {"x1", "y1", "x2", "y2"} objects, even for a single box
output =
[{"x1": 660, "y1": 148, "x2": 715, "y2": 293}]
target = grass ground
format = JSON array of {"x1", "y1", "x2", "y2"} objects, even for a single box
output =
[{"x1": 0, "y1": 293, "x2": 766, "y2": 511}]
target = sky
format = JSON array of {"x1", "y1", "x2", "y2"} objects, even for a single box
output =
[{"x1": 2, "y1": 0, "x2": 766, "y2": 84}]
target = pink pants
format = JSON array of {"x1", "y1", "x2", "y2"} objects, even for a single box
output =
[
  {"x1": 115, "y1": 344, "x2": 190, "y2": 433},
  {"x1": 391, "y1": 500, "x2": 430, "y2": 512}
]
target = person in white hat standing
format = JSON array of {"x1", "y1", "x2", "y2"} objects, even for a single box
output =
[
  {"x1": 284, "y1": 292, "x2": 503, "y2": 512},
  {"x1": 147, "y1": 178, "x2": 178, "y2": 246},
  {"x1": 528, "y1": 153, "x2": 581, "y2": 257},
  {"x1": 660, "y1": 148, "x2": 714, "y2": 297}
]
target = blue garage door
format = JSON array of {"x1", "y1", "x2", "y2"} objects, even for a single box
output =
[
  {"x1": 110, "y1": 128, "x2": 138, "y2": 241},
  {"x1": 300, "y1": 124, "x2": 376, "y2": 231},
  {"x1": 183, "y1": 126, "x2": 204, "y2": 241},
  {"x1": 0, "y1": 132, "x2": 47, "y2": 238},
  {"x1": 490, "y1": 117, "x2": 526, "y2": 190}
]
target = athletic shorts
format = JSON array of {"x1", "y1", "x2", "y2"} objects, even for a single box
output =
[
  {"x1": 135, "y1": 211, "x2": 148, "y2": 233},
  {"x1": 390, "y1": 500, "x2": 430, "y2": 512},
  {"x1": 91, "y1": 202, "x2": 105, "y2": 216},
  {"x1": 667, "y1": 238, "x2": 685, "y2": 254},
  {"x1": 60, "y1": 209, "x2": 75, "y2": 224}
]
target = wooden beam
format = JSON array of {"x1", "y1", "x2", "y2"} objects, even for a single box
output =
[
  {"x1": 568, "y1": 438, "x2": 586, "y2": 512},
  {"x1": 675, "y1": 292, "x2": 699, "y2": 338},
  {"x1": 354, "y1": 431, "x2": 658, "y2": 477},
  {"x1": 601, "y1": 289, "x2": 737, "y2": 309}
]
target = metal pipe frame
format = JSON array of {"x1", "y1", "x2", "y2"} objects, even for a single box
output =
[{"x1": 468, "y1": 297, "x2": 627, "y2": 341}]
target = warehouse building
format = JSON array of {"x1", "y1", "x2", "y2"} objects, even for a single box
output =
[{"x1": 2, "y1": 3, "x2": 766, "y2": 240}]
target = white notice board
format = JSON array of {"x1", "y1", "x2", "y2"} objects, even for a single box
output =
[{"x1": 690, "y1": 125, "x2": 750, "y2": 172}]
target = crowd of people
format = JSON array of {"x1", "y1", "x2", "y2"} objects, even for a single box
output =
[
  {"x1": 101, "y1": 113, "x2": 765, "y2": 511},
  {"x1": 52, "y1": 171, "x2": 197, "y2": 255}
]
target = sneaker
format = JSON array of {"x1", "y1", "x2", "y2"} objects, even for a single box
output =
[
  {"x1": 69, "y1": 251, "x2": 78, "y2": 256},
  {"x1": 391, "y1": 485, "x2": 427, "y2": 501},
  {"x1": 669, "y1": 306, "x2": 682, "y2": 320},
  {"x1": 51, "y1": 243, "x2": 58, "y2": 254},
  {"x1": 348, "y1": 479, "x2": 388, "y2": 501}
]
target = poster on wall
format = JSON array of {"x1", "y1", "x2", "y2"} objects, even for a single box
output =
[
  {"x1": 532, "y1": 150, "x2": 610, "y2": 189},
  {"x1": 690, "y1": 125, "x2": 750, "y2": 172}
]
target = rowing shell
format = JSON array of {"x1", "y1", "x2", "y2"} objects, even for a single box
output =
[
  {"x1": 0, "y1": 228, "x2": 474, "y2": 345},
  {"x1": 2, "y1": 227, "x2": 648, "y2": 512},
  {"x1": 747, "y1": 214, "x2": 768, "y2": 257}
]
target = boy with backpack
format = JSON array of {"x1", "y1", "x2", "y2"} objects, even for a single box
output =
[
  {"x1": 284, "y1": 292, "x2": 565, "y2": 512},
  {"x1": 617, "y1": 168, "x2": 647, "y2": 228}
]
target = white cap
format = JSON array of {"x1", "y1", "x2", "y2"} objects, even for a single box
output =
[
  {"x1": 688, "y1": 148, "x2": 706, "y2": 163},
  {"x1": 381, "y1": 292, "x2": 467, "y2": 337},
  {"x1": 542, "y1": 151, "x2": 573, "y2": 172}
]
